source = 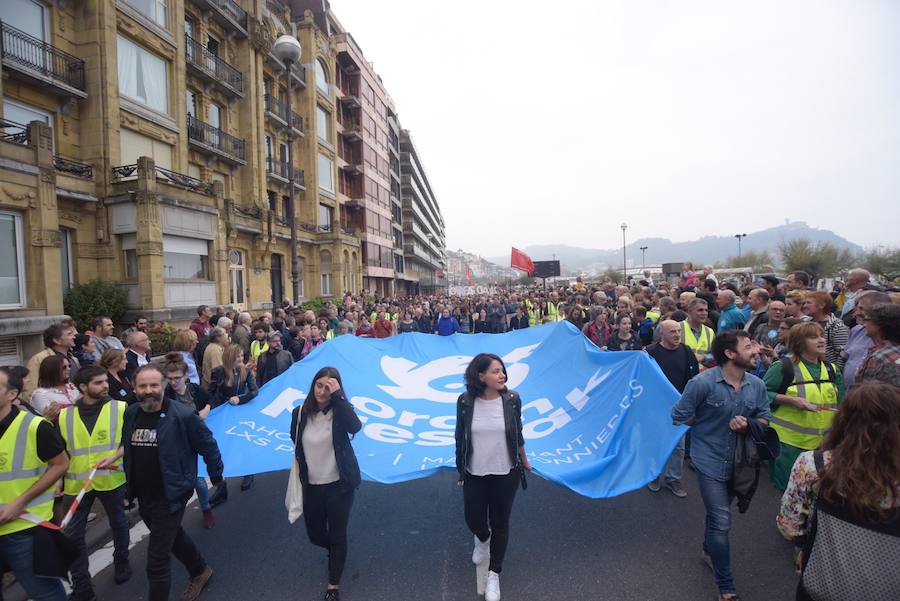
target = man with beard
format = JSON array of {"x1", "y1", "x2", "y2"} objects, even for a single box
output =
[
  {"x1": 123, "y1": 365, "x2": 223, "y2": 601},
  {"x1": 671, "y1": 330, "x2": 771, "y2": 601}
]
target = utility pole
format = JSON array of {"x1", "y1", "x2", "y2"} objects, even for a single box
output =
[{"x1": 639, "y1": 246, "x2": 648, "y2": 270}]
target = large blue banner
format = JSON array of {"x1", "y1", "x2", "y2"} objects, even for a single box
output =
[{"x1": 202, "y1": 321, "x2": 686, "y2": 498}]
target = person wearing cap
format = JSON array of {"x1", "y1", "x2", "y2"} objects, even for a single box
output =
[
  {"x1": 761, "y1": 275, "x2": 785, "y2": 302},
  {"x1": 255, "y1": 330, "x2": 294, "y2": 387}
]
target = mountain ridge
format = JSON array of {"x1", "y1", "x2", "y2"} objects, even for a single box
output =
[{"x1": 485, "y1": 222, "x2": 863, "y2": 274}]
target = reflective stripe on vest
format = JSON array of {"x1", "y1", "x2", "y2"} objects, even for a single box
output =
[
  {"x1": 0, "y1": 412, "x2": 54, "y2": 536},
  {"x1": 770, "y1": 361, "x2": 839, "y2": 450},
  {"x1": 59, "y1": 401, "x2": 126, "y2": 495},
  {"x1": 681, "y1": 322, "x2": 713, "y2": 353},
  {"x1": 547, "y1": 302, "x2": 560, "y2": 322}
]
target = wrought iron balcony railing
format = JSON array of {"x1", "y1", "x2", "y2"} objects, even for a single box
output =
[
  {"x1": 185, "y1": 35, "x2": 243, "y2": 94},
  {"x1": 1, "y1": 21, "x2": 86, "y2": 92},
  {"x1": 187, "y1": 114, "x2": 245, "y2": 162},
  {"x1": 1, "y1": 119, "x2": 30, "y2": 145},
  {"x1": 263, "y1": 94, "x2": 303, "y2": 131},
  {"x1": 53, "y1": 156, "x2": 93, "y2": 179}
]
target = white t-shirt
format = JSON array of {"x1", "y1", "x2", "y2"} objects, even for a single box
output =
[
  {"x1": 30, "y1": 384, "x2": 81, "y2": 415},
  {"x1": 468, "y1": 397, "x2": 513, "y2": 476},
  {"x1": 301, "y1": 410, "x2": 340, "y2": 485}
]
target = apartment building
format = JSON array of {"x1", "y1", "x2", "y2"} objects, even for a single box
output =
[{"x1": 0, "y1": 0, "x2": 361, "y2": 363}]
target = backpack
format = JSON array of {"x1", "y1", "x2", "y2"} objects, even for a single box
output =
[{"x1": 776, "y1": 360, "x2": 836, "y2": 395}]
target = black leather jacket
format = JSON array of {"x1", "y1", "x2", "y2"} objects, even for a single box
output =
[{"x1": 455, "y1": 389, "x2": 524, "y2": 480}]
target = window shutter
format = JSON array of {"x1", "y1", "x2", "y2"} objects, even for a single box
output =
[{"x1": 0, "y1": 337, "x2": 21, "y2": 367}]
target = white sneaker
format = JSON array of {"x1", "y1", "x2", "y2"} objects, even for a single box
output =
[
  {"x1": 472, "y1": 534, "x2": 490, "y2": 565},
  {"x1": 485, "y1": 570, "x2": 501, "y2": 601}
]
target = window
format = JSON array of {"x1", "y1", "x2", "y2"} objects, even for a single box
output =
[
  {"x1": 228, "y1": 249, "x2": 244, "y2": 305},
  {"x1": 282, "y1": 196, "x2": 291, "y2": 218},
  {"x1": 317, "y1": 153, "x2": 334, "y2": 193},
  {"x1": 119, "y1": 128, "x2": 172, "y2": 169},
  {"x1": 267, "y1": 190, "x2": 277, "y2": 212},
  {"x1": 60, "y1": 229, "x2": 73, "y2": 293},
  {"x1": 184, "y1": 17, "x2": 193, "y2": 39},
  {"x1": 125, "y1": 0, "x2": 168, "y2": 28},
  {"x1": 3, "y1": 98, "x2": 52, "y2": 150},
  {"x1": 320, "y1": 250, "x2": 332, "y2": 296},
  {"x1": 0, "y1": 211, "x2": 26, "y2": 308},
  {"x1": 298, "y1": 257, "x2": 305, "y2": 298},
  {"x1": 316, "y1": 106, "x2": 330, "y2": 143},
  {"x1": 118, "y1": 35, "x2": 168, "y2": 114},
  {"x1": 318, "y1": 203, "x2": 333, "y2": 230},
  {"x1": 162, "y1": 236, "x2": 209, "y2": 279},
  {"x1": 0, "y1": 0, "x2": 48, "y2": 42},
  {"x1": 315, "y1": 59, "x2": 329, "y2": 95}
]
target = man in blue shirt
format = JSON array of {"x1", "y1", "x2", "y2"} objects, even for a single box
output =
[
  {"x1": 716, "y1": 290, "x2": 747, "y2": 332},
  {"x1": 671, "y1": 330, "x2": 771, "y2": 601}
]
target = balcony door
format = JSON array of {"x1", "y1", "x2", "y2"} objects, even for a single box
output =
[
  {"x1": 0, "y1": 0, "x2": 50, "y2": 75},
  {"x1": 270, "y1": 253, "x2": 283, "y2": 308},
  {"x1": 208, "y1": 102, "x2": 221, "y2": 148}
]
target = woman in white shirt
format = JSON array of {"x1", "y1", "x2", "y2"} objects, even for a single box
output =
[
  {"x1": 455, "y1": 353, "x2": 532, "y2": 601},
  {"x1": 30, "y1": 354, "x2": 81, "y2": 420},
  {"x1": 289, "y1": 367, "x2": 362, "y2": 601}
]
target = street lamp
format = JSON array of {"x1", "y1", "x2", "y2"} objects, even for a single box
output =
[
  {"x1": 639, "y1": 245, "x2": 648, "y2": 270},
  {"x1": 620, "y1": 223, "x2": 628, "y2": 282},
  {"x1": 734, "y1": 233, "x2": 747, "y2": 258},
  {"x1": 272, "y1": 34, "x2": 302, "y2": 306}
]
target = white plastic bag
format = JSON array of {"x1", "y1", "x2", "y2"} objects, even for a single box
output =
[{"x1": 285, "y1": 458, "x2": 303, "y2": 523}]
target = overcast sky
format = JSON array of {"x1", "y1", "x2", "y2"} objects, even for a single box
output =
[{"x1": 333, "y1": 0, "x2": 900, "y2": 258}]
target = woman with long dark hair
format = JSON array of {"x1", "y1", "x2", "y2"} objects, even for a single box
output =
[
  {"x1": 455, "y1": 353, "x2": 531, "y2": 601},
  {"x1": 776, "y1": 382, "x2": 900, "y2": 599},
  {"x1": 289, "y1": 367, "x2": 362, "y2": 601},
  {"x1": 100, "y1": 348, "x2": 134, "y2": 405},
  {"x1": 30, "y1": 354, "x2": 80, "y2": 419}
]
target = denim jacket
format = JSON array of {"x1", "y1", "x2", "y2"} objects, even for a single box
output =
[{"x1": 671, "y1": 367, "x2": 771, "y2": 482}]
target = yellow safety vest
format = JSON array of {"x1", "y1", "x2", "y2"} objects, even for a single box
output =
[
  {"x1": 0, "y1": 411, "x2": 56, "y2": 536},
  {"x1": 681, "y1": 322, "x2": 714, "y2": 354},
  {"x1": 250, "y1": 340, "x2": 269, "y2": 361},
  {"x1": 647, "y1": 310, "x2": 661, "y2": 324},
  {"x1": 547, "y1": 302, "x2": 561, "y2": 323},
  {"x1": 325, "y1": 329, "x2": 334, "y2": 341},
  {"x1": 770, "y1": 361, "x2": 839, "y2": 450},
  {"x1": 525, "y1": 300, "x2": 537, "y2": 326},
  {"x1": 59, "y1": 401, "x2": 126, "y2": 496}
]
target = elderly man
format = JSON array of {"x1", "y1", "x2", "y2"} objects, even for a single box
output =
[
  {"x1": 201, "y1": 328, "x2": 228, "y2": 389},
  {"x1": 124, "y1": 331, "x2": 152, "y2": 383},
  {"x1": 786, "y1": 271, "x2": 811, "y2": 291},
  {"x1": 840, "y1": 268, "x2": 871, "y2": 325},
  {"x1": 231, "y1": 312, "x2": 253, "y2": 356},
  {"x1": 743, "y1": 289, "x2": 770, "y2": 338},
  {"x1": 754, "y1": 300, "x2": 784, "y2": 347},
  {"x1": 647, "y1": 320, "x2": 699, "y2": 497},
  {"x1": 216, "y1": 316, "x2": 233, "y2": 335},
  {"x1": 716, "y1": 290, "x2": 746, "y2": 332}
]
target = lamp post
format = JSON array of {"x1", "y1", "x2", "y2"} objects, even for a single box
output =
[
  {"x1": 639, "y1": 245, "x2": 648, "y2": 270},
  {"x1": 272, "y1": 34, "x2": 302, "y2": 306},
  {"x1": 620, "y1": 223, "x2": 628, "y2": 282},
  {"x1": 734, "y1": 233, "x2": 747, "y2": 258}
]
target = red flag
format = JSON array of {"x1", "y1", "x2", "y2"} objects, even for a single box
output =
[
  {"x1": 510, "y1": 247, "x2": 534, "y2": 275},
  {"x1": 465, "y1": 265, "x2": 474, "y2": 285}
]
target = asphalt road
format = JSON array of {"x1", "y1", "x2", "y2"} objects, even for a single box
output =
[{"x1": 56, "y1": 465, "x2": 799, "y2": 601}]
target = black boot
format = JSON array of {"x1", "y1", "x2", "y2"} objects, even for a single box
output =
[
  {"x1": 240, "y1": 475, "x2": 255, "y2": 491},
  {"x1": 114, "y1": 560, "x2": 133, "y2": 584},
  {"x1": 208, "y1": 480, "x2": 229, "y2": 507}
]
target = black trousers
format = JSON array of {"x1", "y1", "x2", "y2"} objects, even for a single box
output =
[
  {"x1": 303, "y1": 482, "x2": 354, "y2": 586},
  {"x1": 463, "y1": 470, "x2": 519, "y2": 573},
  {"x1": 137, "y1": 496, "x2": 206, "y2": 601}
]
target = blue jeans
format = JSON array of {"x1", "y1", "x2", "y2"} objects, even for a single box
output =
[
  {"x1": 63, "y1": 485, "x2": 130, "y2": 594},
  {"x1": 696, "y1": 472, "x2": 736, "y2": 594},
  {"x1": 0, "y1": 530, "x2": 67, "y2": 601},
  {"x1": 195, "y1": 477, "x2": 210, "y2": 510},
  {"x1": 664, "y1": 435, "x2": 685, "y2": 483}
]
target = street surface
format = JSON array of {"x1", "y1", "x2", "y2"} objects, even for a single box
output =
[{"x1": 8, "y1": 467, "x2": 797, "y2": 601}]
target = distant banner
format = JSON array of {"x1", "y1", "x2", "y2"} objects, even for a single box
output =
[
  {"x1": 201, "y1": 322, "x2": 686, "y2": 499},
  {"x1": 448, "y1": 285, "x2": 499, "y2": 296}
]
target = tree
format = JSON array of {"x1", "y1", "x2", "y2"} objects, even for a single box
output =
[
  {"x1": 719, "y1": 251, "x2": 775, "y2": 270},
  {"x1": 601, "y1": 268, "x2": 622, "y2": 284},
  {"x1": 861, "y1": 247, "x2": 900, "y2": 282},
  {"x1": 778, "y1": 239, "x2": 854, "y2": 284},
  {"x1": 63, "y1": 280, "x2": 129, "y2": 332}
]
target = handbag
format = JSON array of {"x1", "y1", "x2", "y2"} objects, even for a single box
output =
[{"x1": 284, "y1": 417, "x2": 304, "y2": 523}]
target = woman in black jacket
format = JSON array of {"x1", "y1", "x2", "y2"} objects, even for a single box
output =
[
  {"x1": 455, "y1": 353, "x2": 532, "y2": 601},
  {"x1": 289, "y1": 367, "x2": 362, "y2": 601}
]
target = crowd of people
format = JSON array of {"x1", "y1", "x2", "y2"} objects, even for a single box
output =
[{"x1": 0, "y1": 263, "x2": 898, "y2": 601}]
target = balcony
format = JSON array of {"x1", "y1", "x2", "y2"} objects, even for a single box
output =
[
  {"x1": 1, "y1": 119, "x2": 29, "y2": 145},
  {"x1": 263, "y1": 94, "x2": 303, "y2": 134},
  {"x1": 185, "y1": 35, "x2": 243, "y2": 97},
  {"x1": 265, "y1": 156, "x2": 305, "y2": 189},
  {"x1": 189, "y1": 0, "x2": 247, "y2": 37},
  {"x1": 336, "y1": 86, "x2": 361, "y2": 109},
  {"x1": 186, "y1": 114, "x2": 246, "y2": 165},
  {"x1": 339, "y1": 119, "x2": 363, "y2": 142},
  {"x1": 1, "y1": 21, "x2": 86, "y2": 98},
  {"x1": 53, "y1": 156, "x2": 93, "y2": 179}
]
